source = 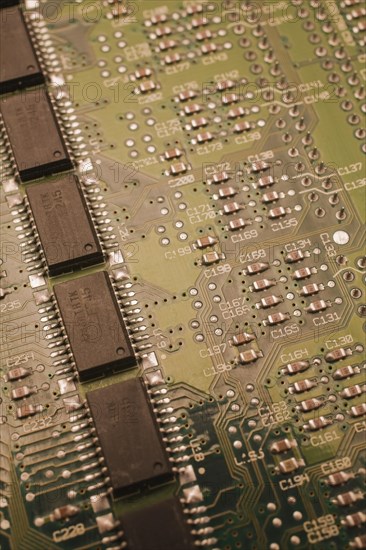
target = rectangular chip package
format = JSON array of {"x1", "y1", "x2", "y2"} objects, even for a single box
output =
[
  {"x1": 54, "y1": 271, "x2": 136, "y2": 380},
  {"x1": 121, "y1": 497, "x2": 194, "y2": 550},
  {"x1": 86, "y1": 378, "x2": 173, "y2": 496},
  {"x1": 0, "y1": 88, "x2": 72, "y2": 181},
  {"x1": 0, "y1": 0, "x2": 20, "y2": 8},
  {"x1": 26, "y1": 175, "x2": 103, "y2": 276},
  {"x1": 0, "y1": 7, "x2": 44, "y2": 94}
]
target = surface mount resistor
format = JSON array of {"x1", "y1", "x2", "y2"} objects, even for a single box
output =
[
  {"x1": 251, "y1": 278, "x2": 277, "y2": 292},
  {"x1": 197, "y1": 131, "x2": 213, "y2": 143},
  {"x1": 342, "y1": 512, "x2": 366, "y2": 528},
  {"x1": 138, "y1": 80, "x2": 157, "y2": 93},
  {"x1": 261, "y1": 191, "x2": 281, "y2": 203},
  {"x1": 299, "y1": 283, "x2": 323, "y2": 296},
  {"x1": 234, "y1": 121, "x2": 252, "y2": 133},
  {"x1": 268, "y1": 207, "x2": 288, "y2": 219},
  {"x1": 340, "y1": 384, "x2": 365, "y2": 399},
  {"x1": 216, "y1": 186, "x2": 238, "y2": 199},
  {"x1": 325, "y1": 348, "x2": 353, "y2": 363},
  {"x1": 170, "y1": 162, "x2": 187, "y2": 175},
  {"x1": 228, "y1": 218, "x2": 251, "y2": 231},
  {"x1": 277, "y1": 458, "x2": 305, "y2": 474},
  {"x1": 5, "y1": 367, "x2": 31, "y2": 382},
  {"x1": 305, "y1": 300, "x2": 331, "y2": 313},
  {"x1": 284, "y1": 250, "x2": 308, "y2": 264},
  {"x1": 195, "y1": 235, "x2": 218, "y2": 249},
  {"x1": 327, "y1": 471, "x2": 355, "y2": 486},
  {"x1": 289, "y1": 379, "x2": 317, "y2": 394},
  {"x1": 239, "y1": 349, "x2": 263, "y2": 364},
  {"x1": 222, "y1": 93, "x2": 239, "y2": 105},
  {"x1": 17, "y1": 404, "x2": 43, "y2": 419},
  {"x1": 249, "y1": 161, "x2": 270, "y2": 173},
  {"x1": 232, "y1": 332, "x2": 256, "y2": 346},
  {"x1": 11, "y1": 385, "x2": 33, "y2": 400},
  {"x1": 178, "y1": 90, "x2": 197, "y2": 102},
  {"x1": 350, "y1": 403, "x2": 366, "y2": 417},
  {"x1": 184, "y1": 103, "x2": 202, "y2": 115},
  {"x1": 270, "y1": 438, "x2": 298, "y2": 454},
  {"x1": 292, "y1": 267, "x2": 316, "y2": 280},
  {"x1": 299, "y1": 398, "x2": 323, "y2": 412},
  {"x1": 154, "y1": 26, "x2": 172, "y2": 37},
  {"x1": 159, "y1": 39, "x2": 177, "y2": 51},
  {"x1": 217, "y1": 79, "x2": 235, "y2": 91},
  {"x1": 304, "y1": 416, "x2": 333, "y2": 431},
  {"x1": 201, "y1": 43, "x2": 217, "y2": 55},
  {"x1": 282, "y1": 361, "x2": 310, "y2": 376},
  {"x1": 256, "y1": 294, "x2": 283, "y2": 309},
  {"x1": 164, "y1": 147, "x2": 182, "y2": 160},
  {"x1": 209, "y1": 171, "x2": 230, "y2": 184},
  {"x1": 134, "y1": 67, "x2": 152, "y2": 79},
  {"x1": 196, "y1": 29, "x2": 213, "y2": 41},
  {"x1": 228, "y1": 106, "x2": 246, "y2": 118},
  {"x1": 245, "y1": 262, "x2": 270, "y2": 275},
  {"x1": 202, "y1": 251, "x2": 225, "y2": 265},
  {"x1": 191, "y1": 117, "x2": 208, "y2": 129},
  {"x1": 349, "y1": 534, "x2": 366, "y2": 549},
  {"x1": 222, "y1": 201, "x2": 242, "y2": 215},
  {"x1": 333, "y1": 365, "x2": 360, "y2": 379},
  {"x1": 264, "y1": 312, "x2": 291, "y2": 326},
  {"x1": 165, "y1": 53, "x2": 182, "y2": 64},
  {"x1": 332, "y1": 491, "x2": 363, "y2": 507}
]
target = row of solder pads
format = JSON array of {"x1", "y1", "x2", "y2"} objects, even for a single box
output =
[{"x1": 1, "y1": 5, "x2": 195, "y2": 547}]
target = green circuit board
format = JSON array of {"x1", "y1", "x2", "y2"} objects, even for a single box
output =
[{"x1": 0, "y1": 0, "x2": 365, "y2": 549}]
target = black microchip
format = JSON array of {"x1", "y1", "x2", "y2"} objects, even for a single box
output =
[
  {"x1": 86, "y1": 378, "x2": 173, "y2": 496},
  {"x1": 1, "y1": 88, "x2": 72, "y2": 181},
  {"x1": 121, "y1": 497, "x2": 195, "y2": 550},
  {"x1": 54, "y1": 271, "x2": 136, "y2": 381},
  {"x1": 26, "y1": 175, "x2": 104, "y2": 276},
  {"x1": 0, "y1": 7, "x2": 44, "y2": 94},
  {"x1": 0, "y1": 0, "x2": 20, "y2": 7}
]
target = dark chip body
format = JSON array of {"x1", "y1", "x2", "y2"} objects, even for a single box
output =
[
  {"x1": 1, "y1": 88, "x2": 72, "y2": 181},
  {"x1": 86, "y1": 378, "x2": 173, "y2": 496},
  {"x1": 0, "y1": 0, "x2": 20, "y2": 7},
  {"x1": 54, "y1": 271, "x2": 136, "y2": 380},
  {"x1": 121, "y1": 497, "x2": 195, "y2": 550},
  {"x1": 0, "y1": 7, "x2": 44, "y2": 94},
  {"x1": 26, "y1": 175, "x2": 103, "y2": 276}
]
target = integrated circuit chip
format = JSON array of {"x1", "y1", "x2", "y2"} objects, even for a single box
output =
[
  {"x1": 121, "y1": 497, "x2": 195, "y2": 550},
  {"x1": 26, "y1": 175, "x2": 103, "y2": 276},
  {"x1": 1, "y1": 88, "x2": 72, "y2": 181},
  {"x1": 0, "y1": 7, "x2": 44, "y2": 94},
  {"x1": 86, "y1": 377, "x2": 173, "y2": 496},
  {"x1": 0, "y1": 0, "x2": 20, "y2": 7},
  {"x1": 54, "y1": 271, "x2": 135, "y2": 380}
]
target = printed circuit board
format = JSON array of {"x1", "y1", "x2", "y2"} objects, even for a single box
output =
[{"x1": 0, "y1": 1, "x2": 365, "y2": 549}]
